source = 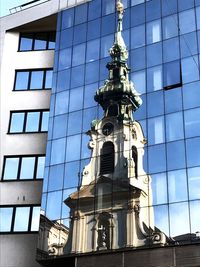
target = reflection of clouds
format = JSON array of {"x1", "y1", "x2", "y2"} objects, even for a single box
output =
[
  {"x1": 169, "y1": 202, "x2": 190, "y2": 237},
  {"x1": 190, "y1": 201, "x2": 200, "y2": 233},
  {"x1": 154, "y1": 205, "x2": 169, "y2": 236}
]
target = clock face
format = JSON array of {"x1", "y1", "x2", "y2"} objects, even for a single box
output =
[{"x1": 102, "y1": 123, "x2": 114, "y2": 136}]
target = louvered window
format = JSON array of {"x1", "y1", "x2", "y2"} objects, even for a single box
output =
[{"x1": 100, "y1": 142, "x2": 114, "y2": 174}]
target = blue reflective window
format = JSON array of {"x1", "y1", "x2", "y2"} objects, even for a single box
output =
[
  {"x1": 88, "y1": 0, "x2": 101, "y2": 20},
  {"x1": 131, "y1": 4, "x2": 145, "y2": 27},
  {"x1": 36, "y1": 156, "x2": 45, "y2": 179},
  {"x1": 74, "y1": 4, "x2": 87, "y2": 25},
  {"x1": 81, "y1": 135, "x2": 91, "y2": 159},
  {"x1": 19, "y1": 33, "x2": 33, "y2": 51},
  {"x1": 148, "y1": 116, "x2": 165, "y2": 145},
  {"x1": 46, "y1": 191, "x2": 62, "y2": 220},
  {"x1": 51, "y1": 138, "x2": 66, "y2": 165},
  {"x1": 31, "y1": 207, "x2": 40, "y2": 231},
  {"x1": 14, "y1": 207, "x2": 30, "y2": 231},
  {"x1": 57, "y1": 69, "x2": 71, "y2": 92},
  {"x1": 71, "y1": 65, "x2": 85, "y2": 88},
  {"x1": 3, "y1": 158, "x2": 19, "y2": 180},
  {"x1": 163, "y1": 37, "x2": 179, "y2": 63},
  {"x1": 147, "y1": 65, "x2": 162, "y2": 92},
  {"x1": 101, "y1": 34, "x2": 113, "y2": 58},
  {"x1": 167, "y1": 140, "x2": 186, "y2": 171},
  {"x1": 102, "y1": 0, "x2": 115, "y2": 15},
  {"x1": 58, "y1": 48, "x2": 72, "y2": 70},
  {"x1": 188, "y1": 167, "x2": 200, "y2": 200},
  {"x1": 179, "y1": 9, "x2": 196, "y2": 34},
  {"x1": 62, "y1": 189, "x2": 75, "y2": 219},
  {"x1": 66, "y1": 134, "x2": 81, "y2": 162},
  {"x1": 146, "y1": 42, "x2": 162, "y2": 67},
  {"x1": 72, "y1": 43, "x2": 86, "y2": 66},
  {"x1": 60, "y1": 28, "x2": 73, "y2": 49},
  {"x1": 30, "y1": 71, "x2": 44, "y2": 89},
  {"x1": 131, "y1": 47, "x2": 146, "y2": 71},
  {"x1": 146, "y1": 20, "x2": 161, "y2": 45},
  {"x1": 131, "y1": 24, "x2": 145, "y2": 49},
  {"x1": 64, "y1": 161, "x2": 80, "y2": 188},
  {"x1": 34, "y1": 32, "x2": 47, "y2": 50},
  {"x1": 73, "y1": 23, "x2": 87, "y2": 45},
  {"x1": 86, "y1": 39, "x2": 100, "y2": 63},
  {"x1": 196, "y1": 6, "x2": 200, "y2": 29},
  {"x1": 152, "y1": 173, "x2": 167, "y2": 205},
  {"x1": 169, "y1": 202, "x2": 190, "y2": 237},
  {"x1": 148, "y1": 144, "x2": 166, "y2": 173},
  {"x1": 67, "y1": 110, "x2": 82, "y2": 135},
  {"x1": 41, "y1": 111, "x2": 49, "y2": 132},
  {"x1": 147, "y1": 91, "x2": 164, "y2": 117},
  {"x1": 166, "y1": 112, "x2": 184, "y2": 142},
  {"x1": 190, "y1": 200, "x2": 200, "y2": 233},
  {"x1": 178, "y1": 0, "x2": 194, "y2": 11},
  {"x1": 100, "y1": 57, "x2": 109, "y2": 81},
  {"x1": 154, "y1": 205, "x2": 169, "y2": 236},
  {"x1": 131, "y1": 70, "x2": 146, "y2": 94},
  {"x1": 180, "y1": 32, "x2": 198, "y2": 58},
  {"x1": 87, "y1": 19, "x2": 101, "y2": 40},
  {"x1": 10, "y1": 113, "x2": 25, "y2": 133},
  {"x1": 61, "y1": 8, "x2": 74, "y2": 29},
  {"x1": 184, "y1": 108, "x2": 200, "y2": 138},
  {"x1": 69, "y1": 87, "x2": 83, "y2": 112},
  {"x1": 15, "y1": 71, "x2": 29, "y2": 90},
  {"x1": 165, "y1": 88, "x2": 183, "y2": 114},
  {"x1": 162, "y1": 14, "x2": 178, "y2": 40},
  {"x1": 55, "y1": 91, "x2": 69, "y2": 115},
  {"x1": 48, "y1": 164, "x2": 64, "y2": 191},
  {"x1": 183, "y1": 81, "x2": 200, "y2": 109},
  {"x1": 163, "y1": 60, "x2": 181, "y2": 89},
  {"x1": 146, "y1": 0, "x2": 161, "y2": 22},
  {"x1": 45, "y1": 70, "x2": 53, "y2": 89},
  {"x1": 182, "y1": 56, "x2": 199, "y2": 83},
  {"x1": 131, "y1": 0, "x2": 144, "y2": 6},
  {"x1": 134, "y1": 94, "x2": 146, "y2": 120},
  {"x1": 168, "y1": 169, "x2": 188, "y2": 203},
  {"x1": 161, "y1": 0, "x2": 177, "y2": 16},
  {"x1": 85, "y1": 61, "x2": 99, "y2": 84},
  {"x1": 186, "y1": 137, "x2": 200, "y2": 167},
  {"x1": 20, "y1": 157, "x2": 35, "y2": 179},
  {"x1": 25, "y1": 112, "x2": 40, "y2": 132},
  {"x1": 0, "y1": 208, "x2": 13, "y2": 232},
  {"x1": 101, "y1": 13, "x2": 115, "y2": 36},
  {"x1": 53, "y1": 114, "x2": 68, "y2": 139},
  {"x1": 84, "y1": 83, "x2": 98, "y2": 109},
  {"x1": 82, "y1": 107, "x2": 98, "y2": 132}
]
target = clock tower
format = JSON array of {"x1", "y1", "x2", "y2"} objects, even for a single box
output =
[{"x1": 64, "y1": 0, "x2": 167, "y2": 253}]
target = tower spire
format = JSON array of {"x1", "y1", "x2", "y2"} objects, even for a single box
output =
[{"x1": 94, "y1": 0, "x2": 142, "y2": 120}]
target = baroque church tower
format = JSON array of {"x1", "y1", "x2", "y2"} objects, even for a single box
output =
[{"x1": 64, "y1": 0, "x2": 167, "y2": 253}]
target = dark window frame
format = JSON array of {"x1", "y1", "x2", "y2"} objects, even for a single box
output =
[
  {"x1": 163, "y1": 60, "x2": 183, "y2": 90},
  {"x1": 18, "y1": 32, "x2": 56, "y2": 52},
  {"x1": 8, "y1": 110, "x2": 49, "y2": 134},
  {"x1": 1, "y1": 155, "x2": 45, "y2": 181},
  {"x1": 13, "y1": 68, "x2": 53, "y2": 91},
  {"x1": 0, "y1": 205, "x2": 40, "y2": 234}
]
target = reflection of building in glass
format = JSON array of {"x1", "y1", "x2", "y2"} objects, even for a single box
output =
[
  {"x1": 64, "y1": 2, "x2": 167, "y2": 253},
  {"x1": 37, "y1": 213, "x2": 69, "y2": 257},
  {"x1": 1, "y1": 0, "x2": 200, "y2": 266}
]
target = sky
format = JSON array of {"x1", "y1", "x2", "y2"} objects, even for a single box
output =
[{"x1": 0, "y1": 0, "x2": 29, "y2": 17}]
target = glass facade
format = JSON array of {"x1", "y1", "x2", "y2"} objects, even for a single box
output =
[{"x1": 39, "y1": 0, "x2": 200, "y2": 258}]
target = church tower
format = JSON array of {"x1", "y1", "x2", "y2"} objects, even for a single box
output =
[{"x1": 64, "y1": 0, "x2": 167, "y2": 253}]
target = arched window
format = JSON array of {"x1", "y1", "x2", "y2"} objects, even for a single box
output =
[
  {"x1": 132, "y1": 146, "x2": 138, "y2": 178},
  {"x1": 107, "y1": 104, "x2": 118, "y2": 117},
  {"x1": 100, "y1": 142, "x2": 115, "y2": 175},
  {"x1": 97, "y1": 213, "x2": 110, "y2": 250}
]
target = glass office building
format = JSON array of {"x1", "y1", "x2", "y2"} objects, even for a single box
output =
[{"x1": 38, "y1": 0, "x2": 200, "y2": 260}]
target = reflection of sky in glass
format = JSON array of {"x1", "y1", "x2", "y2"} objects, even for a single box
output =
[
  {"x1": 20, "y1": 157, "x2": 35, "y2": 179},
  {"x1": 14, "y1": 207, "x2": 30, "y2": 231},
  {"x1": 15, "y1": 71, "x2": 29, "y2": 90},
  {"x1": 0, "y1": 208, "x2": 13, "y2": 232},
  {"x1": 3, "y1": 158, "x2": 19, "y2": 180},
  {"x1": 46, "y1": 191, "x2": 62, "y2": 220},
  {"x1": 188, "y1": 167, "x2": 200, "y2": 200},
  {"x1": 10, "y1": 113, "x2": 24, "y2": 133},
  {"x1": 31, "y1": 207, "x2": 41, "y2": 231},
  {"x1": 152, "y1": 173, "x2": 167, "y2": 205},
  {"x1": 36, "y1": 157, "x2": 45, "y2": 179}
]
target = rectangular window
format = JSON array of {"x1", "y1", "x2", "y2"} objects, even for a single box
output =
[
  {"x1": 9, "y1": 110, "x2": 49, "y2": 133},
  {"x1": 0, "y1": 206, "x2": 40, "y2": 233},
  {"x1": 19, "y1": 32, "x2": 55, "y2": 51},
  {"x1": 1, "y1": 155, "x2": 45, "y2": 180},
  {"x1": 14, "y1": 69, "x2": 53, "y2": 91},
  {"x1": 163, "y1": 60, "x2": 182, "y2": 90}
]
